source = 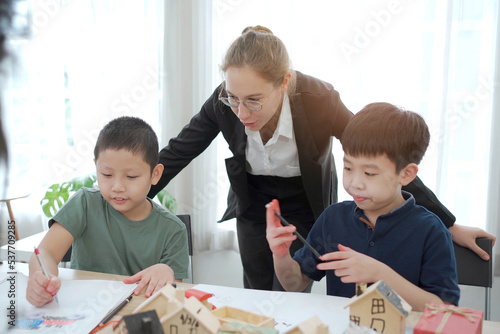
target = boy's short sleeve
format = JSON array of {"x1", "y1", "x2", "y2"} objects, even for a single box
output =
[
  {"x1": 158, "y1": 214, "x2": 189, "y2": 280},
  {"x1": 49, "y1": 188, "x2": 91, "y2": 238}
]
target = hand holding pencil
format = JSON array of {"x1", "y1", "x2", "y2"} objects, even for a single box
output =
[{"x1": 26, "y1": 248, "x2": 61, "y2": 307}]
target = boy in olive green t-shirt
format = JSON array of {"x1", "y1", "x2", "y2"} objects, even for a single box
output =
[{"x1": 27, "y1": 116, "x2": 188, "y2": 307}]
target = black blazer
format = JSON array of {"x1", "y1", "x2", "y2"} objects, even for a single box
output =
[{"x1": 149, "y1": 71, "x2": 455, "y2": 226}]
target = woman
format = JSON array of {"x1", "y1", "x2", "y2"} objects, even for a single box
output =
[{"x1": 149, "y1": 26, "x2": 495, "y2": 290}]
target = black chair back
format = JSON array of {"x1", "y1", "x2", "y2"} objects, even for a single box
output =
[{"x1": 453, "y1": 237, "x2": 493, "y2": 320}]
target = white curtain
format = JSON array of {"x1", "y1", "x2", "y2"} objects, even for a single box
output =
[
  {"x1": 487, "y1": 1, "x2": 500, "y2": 277},
  {"x1": 1, "y1": 0, "x2": 164, "y2": 238},
  {"x1": 161, "y1": 1, "x2": 237, "y2": 254},
  {"x1": 202, "y1": 0, "x2": 499, "y2": 252}
]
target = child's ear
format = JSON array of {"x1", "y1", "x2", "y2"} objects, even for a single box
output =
[
  {"x1": 151, "y1": 163, "x2": 164, "y2": 185},
  {"x1": 399, "y1": 163, "x2": 419, "y2": 186}
]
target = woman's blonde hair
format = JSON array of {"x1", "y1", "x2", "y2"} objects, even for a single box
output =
[{"x1": 220, "y1": 25, "x2": 296, "y2": 95}]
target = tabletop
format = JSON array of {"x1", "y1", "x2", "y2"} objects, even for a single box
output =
[
  {"x1": 1, "y1": 263, "x2": 193, "y2": 333},
  {"x1": 3, "y1": 263, "x2": 499, "y2": 334}
]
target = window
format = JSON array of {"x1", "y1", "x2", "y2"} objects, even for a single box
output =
[
  {"x1": 371, "y1": 298, "x2": 386, "y2": 315},
  {"x1": 4, "y1": 1, "x2": 164, "y2": 214},
  {"x1": 212, "y1": 0, "x2": 498, "y2": 233},
  {"x1": 349, "y1": 315, "x2": 360, "y2": 325}
]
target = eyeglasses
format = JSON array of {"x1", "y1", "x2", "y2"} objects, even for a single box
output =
[{"x1": 218, "y1": 86, "x2": 275, "y2": 111}]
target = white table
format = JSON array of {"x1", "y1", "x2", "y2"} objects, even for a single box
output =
[
  {"x1": 2, "y1": 263, "x2": 500, "y2": 334},
  {"x1": 0, "y1": 230, "x2": 46, "y2": 263}
]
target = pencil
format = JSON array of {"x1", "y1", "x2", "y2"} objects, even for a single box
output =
[
  {"x1": 99, "y1": 294, "x2": 133, "y2": 326},
  {"x1": 33, "y1": 247, "x2": 59, "y2": 305},
  {"x1": 273, "y1": 212, "x2": 323, "y2": 261}
]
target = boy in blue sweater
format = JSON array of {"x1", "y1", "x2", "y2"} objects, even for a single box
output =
[{"x1": 266, "y1": 102, "x2": 459, "y2": 311}]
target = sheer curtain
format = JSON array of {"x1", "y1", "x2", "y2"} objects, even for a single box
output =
[
  {"x1": 488, "y1": 2, "x2": 500, "y2": 276},
  {"x1": 1, "y1": 0, "x2": 163, "y2": 237},
  {"x1": 161, "y1": 1, "x2": 236, "y2": 253},
  {"x1": 207, "y1": 0, "x2": 499, "y2": 252}
]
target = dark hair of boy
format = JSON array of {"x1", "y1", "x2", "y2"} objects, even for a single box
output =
[
  {"x1": 94, "y1": 116, "x2": 159, "y2": 172},
  {"x1": 341, "y1": 102, "x2": 430, "y2": 173}
]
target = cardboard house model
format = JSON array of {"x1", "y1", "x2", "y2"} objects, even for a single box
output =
[
  {"x1": 217, "y1": 322, "x2": 278, "y2": 334},
  {"x1": 344, "y1": 281, "x2": 411, "y2": 334},
  {"x1": 282, "y1": 316, "x2": 330, "y2": 334},
  {"x1": 185, "y1": 288, "x2": 215, "y2": 310},
  {"x1": 132, "y1": 285, "x2": 220, "y2": 334},
  {"x1": 212, "y1": 306, "x2": 274, "y2": 328}
]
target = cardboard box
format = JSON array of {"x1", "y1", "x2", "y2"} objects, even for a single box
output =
[{"x1": 414, "y1": 303, "x2": 483, "y2": 334}]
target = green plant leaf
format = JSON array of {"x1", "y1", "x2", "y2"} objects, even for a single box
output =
[
  {"x1": 157, "y1": 189, "x2": 177, "y2": 214},
  {"x1": 68, "y1": 173, "x2": 97, "y2": 192},
  {"x1": 40, "y1": 183, "x2": 71, "y2": 218},
  {"x1": 40, "y1": 173, "x2": 98, "y2": 218}
]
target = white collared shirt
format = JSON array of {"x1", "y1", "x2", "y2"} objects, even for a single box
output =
[{"x1": 245, "y1": 94, "x2": 301, "y2": 177}]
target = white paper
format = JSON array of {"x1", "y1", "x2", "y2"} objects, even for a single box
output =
[
  {"x1": 1, "y1": 272, "x2": 136, "y2": 334},
  {"x1": 194, "y1": 283, "x2": 351, "y2": 334}
]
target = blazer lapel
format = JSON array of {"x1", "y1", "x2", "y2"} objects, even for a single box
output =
[
  {"x1": 224, "y1": 121, "x2": 250, "y2": 218},
  {"x1": 290, "y1": 93, "x2": 319, "y2": 161},
  {"x1": 228, "y1": 121, "x2": 247, "y2": 157}
]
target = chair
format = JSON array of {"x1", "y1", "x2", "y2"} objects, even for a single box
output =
[
  {"x1": 61, "y1": 245, "x2": 72, "y2": 263},
  {"x1": 453, "y1": 237, "x2": 493, "y2": 320},
  {"x1": 176, "y1": 214, "x2": 194, "y2": 284},
  {"x1": 1, "y1": 192, "x2": 31, "y2": 240}
]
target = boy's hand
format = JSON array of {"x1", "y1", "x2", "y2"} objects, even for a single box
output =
[
  {"x1": 26, "y1": 271, "x2": 61, "y2": 307},
  {"x1": 316, "y1": 244, "x2": 385, "y2": 283},
  {"x1": 123, "y1": 264, "x2": 175, "y2": 298},
  {"x1": 266, "y1": 199, "x2": 297, "y2": 258}
]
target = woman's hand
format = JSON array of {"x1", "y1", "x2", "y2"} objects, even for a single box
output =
[{"x1": 449, "y1": 224, "x2": 496, "y2": 261}]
